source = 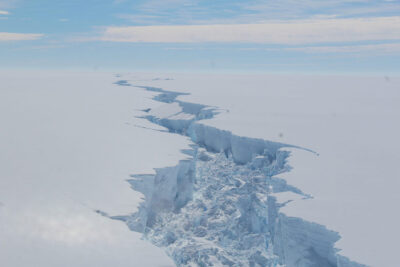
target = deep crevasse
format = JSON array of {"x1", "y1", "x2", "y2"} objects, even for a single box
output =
[{"x1": 106, "y1": 80, "x2": 365, "y2": 267}]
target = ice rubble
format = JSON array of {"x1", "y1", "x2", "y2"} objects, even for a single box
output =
[{"x1": 108, "y1": 80, "x2": 364, "y2": 267}]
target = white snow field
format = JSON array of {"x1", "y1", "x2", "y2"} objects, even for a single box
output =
[
  {"x1": 1, "y1": 71, "x2": 399, "y2": 267},
  {"x1": 0, "y1": 71, "x2": 177, "y2": 267}
]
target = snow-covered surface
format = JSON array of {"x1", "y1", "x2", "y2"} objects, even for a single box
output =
[
  {"x1": 1, "y1": 71, "x2": 399, "y2": 266},
  {"x1": 121, "y1": 73, "x2": 400, "y2": 267},
  {"x1": 0, "y1": 71, "x2": 177, "y2": 267}
]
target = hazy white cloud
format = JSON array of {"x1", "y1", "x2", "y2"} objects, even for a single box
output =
[
  {"x1": 0, "y1": 10, "x2": 9, "y2": 15},
  {"x1": 241, "y1": 0, "x2": 400, "y2": 20},
  {"x1": 0, "y1": 32, "x2": 44, "y2": 41},
  {"x1": 0, "y1": 0, "x2": 18, "y2": 9},
  {"x1": 139, "y1": 0, "x2": 197, "y2": 10},
  {"x1": 101, "y1": 16, "x2": 400, "y2": 45},
  {"x1": 288, "y1": 43, "x2": 400, "y2": 53},
  {"x1": 243, "y1": 42, "x2": 400, "y2": 54},
  {"x1": 117, "y1": 0, "x2": 400, "y2": 25}
]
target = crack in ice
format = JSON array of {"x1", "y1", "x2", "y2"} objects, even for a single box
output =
[{"x1": 103, "y1": 79, "x2": 365, "y2": 267}]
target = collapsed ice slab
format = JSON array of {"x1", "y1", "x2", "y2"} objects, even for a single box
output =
[
  {"x1": 189, "y1": 123, "x2": 286, "y2": 164},
  {"x1": 141, "y1": 94, "x2": 291, "y2": 165},
  {"x1": 114, "y1": 148, "x2": 362, "y2": 267}
]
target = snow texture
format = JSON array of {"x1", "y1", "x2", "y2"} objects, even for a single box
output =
[
  {"x1": 0, "y1": 72, "x2": 176, "y2": 267},
  {"x1": 109, "y1": 80, "x2": 364, "y2": 267}
]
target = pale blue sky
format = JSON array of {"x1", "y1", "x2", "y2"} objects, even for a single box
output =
[{"x1": 1, "y1": 0, "x2": 399, "y2": 73}]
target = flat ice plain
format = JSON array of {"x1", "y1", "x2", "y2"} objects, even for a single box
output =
[
  {"x1": 1, "y1": 71, "x2": 399, "y2": 266},
  {"x1": 0, "y1": 72, "x2": 177, "y2": 267}
]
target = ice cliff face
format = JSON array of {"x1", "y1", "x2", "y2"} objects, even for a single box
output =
[{"x1": 106, "y1": 80, "x2": 365, "y2": 267}]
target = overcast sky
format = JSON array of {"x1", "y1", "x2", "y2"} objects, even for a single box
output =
[{"x1": 0, "y1": 0, "x2": 399, "y2": 73}]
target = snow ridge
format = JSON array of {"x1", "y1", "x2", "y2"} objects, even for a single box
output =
[{"x1": 108, "y1": 80, "x2": 364, "y2": 267}]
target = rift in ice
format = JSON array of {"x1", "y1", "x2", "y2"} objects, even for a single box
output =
[{"x1": 101, "y1": 80, "x2": 365, "y2": 267}]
